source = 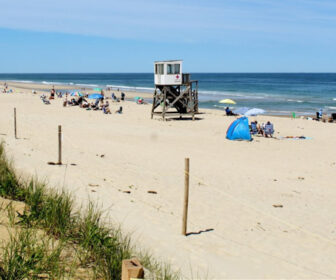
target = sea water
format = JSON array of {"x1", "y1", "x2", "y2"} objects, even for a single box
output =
[{"x1": 1, "y1": 73, "x2": 335, "y2": 115}]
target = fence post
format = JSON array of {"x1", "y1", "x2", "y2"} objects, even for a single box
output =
[
  {"x1": 14, "y1": 108, "x2": 17, "y2": 139},
  {"x1": 182, "y1": 157, "x2": 190, "y2": 236},
  {"x1": 58, "y1": 125, "x2": 62, "y2": 165}
]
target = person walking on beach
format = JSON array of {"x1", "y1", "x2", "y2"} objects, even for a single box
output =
[{"x1": 50, "y1": 86, "x2": 56, "y2": 99}]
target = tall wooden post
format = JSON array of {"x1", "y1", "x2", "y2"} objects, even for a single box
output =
[
  {"x1": 182, "y1": 158, "x2": 190, "y2": 236},
  {"x1": 162, "y1": 88, "x2": 166, "y2": 121},
  {"x1": 151, "y1": 89, "x2": 157, "y2": 119},
  {"x1": 14, "y1": 108, "x2": 17, "y2": 139},
  {"x1": 58, "y1": 125, "x2": 62, "y2": 165}
]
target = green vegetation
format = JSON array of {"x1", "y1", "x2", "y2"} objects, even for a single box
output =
[
  {"x1": 0, "y1": 142, "x2": 179, "y2": 279},
  {"x1": 0, "y1": 229, "x2": 67, "y2": 279}
]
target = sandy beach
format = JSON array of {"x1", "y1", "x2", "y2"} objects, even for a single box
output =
[{"x1": 1, "y1": 81, "x2": 336, "y2": 279}]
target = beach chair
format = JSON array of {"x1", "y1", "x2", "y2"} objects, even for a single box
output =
[
  {"x1": 250, "y1": 122, "x2": 258, "y2": 135},
  {"x1": 42, "y1": 97, "x2": 50, "y2": 105},
  {"x1": 264, "y1": 123, "x2": 274, "y2": 137}
]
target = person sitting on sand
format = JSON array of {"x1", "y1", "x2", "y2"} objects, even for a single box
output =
[
  {"x1": 77, "y1": 96, "x2": 86, "y2": 105},
  {"x1": 81, "y1": 99, "x2": 89, "y2": 108},
  {"x1": 78, "y1": 96, "x2": 88, "y2": 108},
  {"x1": 263, "y1": 121, "x2": 274, "y2": 138},
  {"x1": 250, "y1": 121, "x2": 258, "y2": 135},
  {"x1": 91, "y1": 99, "x2": 100, "y2": 110},
  {"x1": 111, "y1": 93, "x2": 117, "y2": 101},
  {"x1": 257, "y1": 121, "x2": 263, "y2": 135},
  {"x1": 41, "y1": 94, "x2": 50, "y2": 105},
  {"x1": 99, "y1": 99, "x2": 105, "y2": 110},
  {"x1": 72, "y1": 97, "x2": 81, "y2": 106},
  {"x1": 225, "y1": 107, "x2": 237, "y2": 116},
  {"x1": 115, "y1": 106, "x2": 123, "y2": 114},
  {"x1": 103, "y1": 101, "x2": 111, "y2": 114}
]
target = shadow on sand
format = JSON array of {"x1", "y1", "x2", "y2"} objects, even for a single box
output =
[{"x1": 186, "y1": 228, "x2": 214, "y2": 236}]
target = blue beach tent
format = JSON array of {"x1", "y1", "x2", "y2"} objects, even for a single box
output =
[
  {"x1": 226, "y1": 117, "x2": 252, "y2": 141},
  {"x1": 88, "y1": 93, "x2": 103, "y2": 99}
]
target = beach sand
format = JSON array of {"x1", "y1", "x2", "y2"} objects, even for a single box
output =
[{"x1": 1, "y1": 81, "x2": 336, "y2": 278}]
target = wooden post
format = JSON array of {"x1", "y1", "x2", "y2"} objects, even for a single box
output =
[
  {"x1": 122, "y1": 258, "x2": 144, "y2": 280},
  {"x1": 58, "y1": 125, "x2": 62, "y2": 165},
  {"x1": 182, "y1": 157, "x2": 190, "y2": 236},
  {"x1": 14, "y1": 108, "x2": 17, "y2": 139},
  {"x1": 151, "y1": 88, "x2": 156, "y2": 119},
  {"x1": 162, "y1": 88, "x2": 166, "y2": 121}
]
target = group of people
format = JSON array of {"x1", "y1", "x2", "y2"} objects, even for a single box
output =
[
  {"x1": 250, "y1": 120, "x2": 274, "y2": 137},
  {"x1": 42, "y1": 86, "x2": 124, "y2": 115},
  {"x1": 1, "y1": 82, "x2": 13, "y2": 93},
  {"x1": 313, "y1": 108, "x2": 336, "y2": 122},
  {"x1": 63, "y1": 93, "x2": 123, "y2": 114},
  {"x1": 2, "y1": 82, "x2": 8, "y2": 93}
]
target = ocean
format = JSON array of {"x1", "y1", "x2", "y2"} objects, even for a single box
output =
[{"x1": 1, "y1": 73, "x2": 336, "y2": 115}]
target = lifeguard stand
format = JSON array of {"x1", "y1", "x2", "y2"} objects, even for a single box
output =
[{"x1": 151, "y1": 60, "x2": 198, "y2": 121}]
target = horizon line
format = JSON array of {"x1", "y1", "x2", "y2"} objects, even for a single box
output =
[{"x1": 0, "y1": 72, "x2": 336, "y2": 74}]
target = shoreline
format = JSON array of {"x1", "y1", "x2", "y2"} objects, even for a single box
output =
[{"x1": 0, "y1": 80, "x2": 319, "y2": 117}]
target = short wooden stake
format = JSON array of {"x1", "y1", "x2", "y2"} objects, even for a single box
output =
[
  {"x1": 14, "y1": 108, "x2": 17, "y2": 139},
  {"x1": 182, "y1": 157, "x2": 190, "y2": 236},
  {"x1": 58, "y1": 125, "x2": 62, "y2": 165}
]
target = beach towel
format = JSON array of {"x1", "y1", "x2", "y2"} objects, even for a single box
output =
[{"x1": 278, "y1": 136, "x2": 312, "y2": 140}]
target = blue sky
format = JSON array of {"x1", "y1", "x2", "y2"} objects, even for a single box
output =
[{"x1": 0, "y1": 0, "x2": 335, "y2": 72}]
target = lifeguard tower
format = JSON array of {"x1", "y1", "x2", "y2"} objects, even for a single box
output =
[{"x1": 151, "y1": 60, "x2": 198, "y2": 120}]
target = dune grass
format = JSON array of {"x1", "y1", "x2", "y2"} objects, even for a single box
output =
[
  {"x1": 0, "y1": 228, "x2": 67, "y2": 280},
  {"x1": 0, "y1": 142, "x2": 179, "y2": 279}
]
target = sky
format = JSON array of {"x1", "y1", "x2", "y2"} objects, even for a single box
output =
[{"x1": 0, "y1": 0, "x2": 335, "y2": 73}]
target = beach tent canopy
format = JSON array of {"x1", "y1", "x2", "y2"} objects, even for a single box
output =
[
  {"x1": 94, "y1": 88, "x2": 102, "y2": 91},
  {"x1": 219, "y1": 98, "x2": 236, "y2": 105},
  {"x1": 70, "y1": 91, "x2": 83, "y2": 97},
  {"x1": 244, "y1": 108, "x2": 265, "y2": 116},
  {"x1": 226, "y1": 117, "x2": 252, "y2": 141},
  {"x1": 88, "y1": 93, "x2": 103, "y2": 99}
]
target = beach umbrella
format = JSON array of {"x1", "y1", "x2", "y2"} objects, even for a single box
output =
[
  {"x1": 219, "y1": 98, "x2": 236, "y2": 105},
  {"x1": 244, "y1": 108, "x2": 265, "y2": 116},
  {"x1": 88, "y1": 93, "x2": 103, "y2": 99},
  {"x1": 233, "y1": 107, "x2": 250, "y2": 115},
  {"x1": 70, "y1": 91, "x2": 83, "y2": 97}
]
